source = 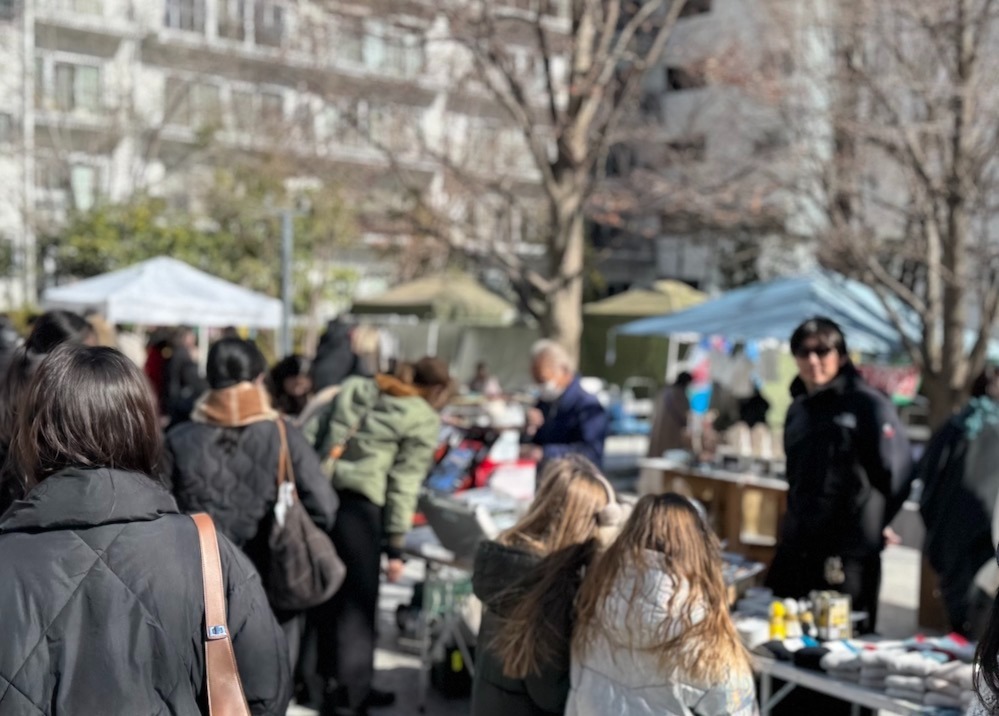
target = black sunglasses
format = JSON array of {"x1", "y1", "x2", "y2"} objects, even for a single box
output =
[{"x1": 794, "y1": 345, "x2": 834, "y2": 359}]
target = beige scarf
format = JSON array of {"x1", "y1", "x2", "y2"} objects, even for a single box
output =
[{"x1": 191, "y1": 382, "x2": 279, "y2": 427}]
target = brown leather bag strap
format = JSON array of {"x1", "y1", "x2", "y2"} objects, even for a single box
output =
[
  {"x1": 191, "y1": 513, "x2": 251, "y2": 716},
  {"x1": 275, "y1": 418, "x2": 296, "y2": 488}
]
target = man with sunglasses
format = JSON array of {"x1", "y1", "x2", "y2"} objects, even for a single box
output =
[{"x1": 766, "y1": 317, "x2": 912, "y2": 634}]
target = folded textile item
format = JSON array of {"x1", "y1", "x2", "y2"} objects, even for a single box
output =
[
  {"x1": 886, "y1": 687, "x2": 925, "y2": 703},
  {"x1": 925, "y1": 677, "x2": 965, "y2": 699},
  {"x1": 922, "y1": 691, "x2": 963, "y2": 709},
  {"x1": 754, "y1": 641, "x2": 793, "y2": 661},
  {"x1": 887, "y1": 652, "x2": 945, "y2": 677},
  {"x1": 861, "y1": 664, "x2": 889, "y2": 674},
  {"x1": 820, "y1": 651, "x2": 862, "y2": 672},
  {"x1": 793, "y1": 647, "x2": 830, "y2": 672},
  {"x1": 886, "y1": 675, "x2": 927, "y2": 693},
  {"x1": 833, "y1": 671, "x2": 861, "y2": 683},
  {"x1": 903, "y1": 633, "x2": 976, "y2": 663},
  {"x1": 934, "y1": 660, "x2": 974, "y2": 690},
  {"x1": 860, "y1": 649, "x2": 906, "y2": 667},
  {"x1": 860, "y1": 678, "x2": 888, "y2": 689},
  {"x1": 860, "y1": 667, "x2": 889, "y2": 680}
]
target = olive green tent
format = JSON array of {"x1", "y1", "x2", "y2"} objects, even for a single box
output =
[
  {"x1": 581, "y1": 280, "x2": 706, "y2": 385},
  {"x1": 351, "y1": 273, "x2": 517, "y2": 325}
]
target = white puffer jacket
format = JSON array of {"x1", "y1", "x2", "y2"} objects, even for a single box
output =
[{"x1": 566, "y1": 554, "x2": 758, "y2": 716}]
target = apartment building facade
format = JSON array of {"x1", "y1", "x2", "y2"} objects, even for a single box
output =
[
  {"x1": 0, "y1": 0, "x2": 555, "y2": 307},
  {"x1": 593, "y1": 0, "x2": 824, "y2": 294}
]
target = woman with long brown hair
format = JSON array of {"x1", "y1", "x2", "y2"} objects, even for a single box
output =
[
  {"x1": 568, "y1": 493, "x2": 756, "y2": 716},
  {"x1": 470, "y1": 455, "x2": 625, "y2": 716}
]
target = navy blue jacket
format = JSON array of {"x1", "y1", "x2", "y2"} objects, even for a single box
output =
[{"x1": 528, "y1": 376, "x2": 608, "y2": 467}]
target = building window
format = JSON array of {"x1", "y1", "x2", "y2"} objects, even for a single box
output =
[
  {"x1": 260, "y1": 92, "x2": 283, "y2": 125},
  {"x1": 0, "y1": 113, "x2": 14, "y2": 144},
  {"x1": 164, "y1": 0, "x2": 206, "y2": 33},
  {"x1": 679, "y1": 0, "x2": 711, "y2": 18},
  {"x1": 665, "y1": 66, "x2": 706, "y2": 91},
  {"x1": 218, "y1": 0, "x2": 245, "y2": 40},
  {"x1": 360, "y1": 23, "x2": 424, "y2": 77},
  {"x1": 164, "y1": 78, "x2": 220, "y2": 127},
  {"x1": 34, "y1": 57, "x2": 45, "y2": 108},
  {"x1": 64, "y1": 0, "x2": 101, "y2": 14},
  {"x1": 231, "y1": 90, "x2": 255, "y2": 131},
  {"x1": 666, "y1": 135, "x2": 707, "y2": 163},
  {"x1": 190, "y1": 83, "x2": 221, "y2": 125},
  {"x1": 753, "y1": 129, "x2": 788, "y2": 156},
  {"x1": 254, "y1": 1, "x2": 284, "y2": 47},
  {"x1": 337, "y1": 18, "x2": 364, "y2": 63},
  {"x1": 70, "y1": 164, "x2": 97, "y2": 211},
  {"x1": 53, "y1": 62, "x2": 101, "y2": 112}
]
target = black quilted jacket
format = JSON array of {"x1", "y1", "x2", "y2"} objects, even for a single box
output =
[
  {"x1": 162, "y1": 418, "x2": 339, "y2": 579},
  {"x1": 0, "y1": 468, "x2": 290, "y2": 715}
]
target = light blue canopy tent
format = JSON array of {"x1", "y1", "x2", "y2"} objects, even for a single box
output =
[{"x1": 611, "y1": 272, "x2": 915, "y2": 356}]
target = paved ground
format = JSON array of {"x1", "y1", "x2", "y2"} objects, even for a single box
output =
[{"x1": 289, "y1": 436, "x2": 925, "y2": 715}]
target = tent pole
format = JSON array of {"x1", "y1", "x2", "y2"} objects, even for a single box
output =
[
  {"x1": 665, "y1": 336, "x2": 680, "y2": 383},
  {"x1": 197, "y1": 326, "x2": 208, "y2": 376},
  {"x1": 427, "y1": 320, "x2": 439, "y2": 357}
]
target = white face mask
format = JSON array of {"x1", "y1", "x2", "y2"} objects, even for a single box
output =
[{"x1": 538, "y1": 379, "x2": 564, "y2": 402}]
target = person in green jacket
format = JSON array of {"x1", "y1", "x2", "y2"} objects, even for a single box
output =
[{"x1": 313, "y1": 356, "x2": 452, "y2": 716}]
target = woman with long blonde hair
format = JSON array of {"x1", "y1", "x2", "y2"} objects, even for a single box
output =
[
  {"x1": 567, "y1": 493, "x2": 757, "y2": 716},
  {"x1": 470, "y1": 455, "x2": 625, "y2": 716}
]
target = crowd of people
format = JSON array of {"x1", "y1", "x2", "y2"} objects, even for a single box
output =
[{"x1": 1, "y1": 308, "x2": 999, "y2": 715}]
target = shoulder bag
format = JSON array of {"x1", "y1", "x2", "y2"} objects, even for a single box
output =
[
  {"x1": 268, "y1": 419, "x2": 346, "y2": 611},
  {"x1": 191, "y1": 512, "x2": 251, "y2": 716}
]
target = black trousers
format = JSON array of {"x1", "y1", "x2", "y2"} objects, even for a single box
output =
[
  {"x1": 765, "y1": 547, "x2": 882, "y2": 634},
  {"x1": 318, "y1": 491, "x2": 383, "y2": 709}
]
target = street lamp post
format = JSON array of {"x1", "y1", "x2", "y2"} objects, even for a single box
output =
[{"x1": 280, "y1": 209, "x2": 293, "y2": 357}]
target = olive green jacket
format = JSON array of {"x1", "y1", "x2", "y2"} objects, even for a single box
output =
[{"x1": 314, "y1": 375, "x2": 439, "y2": 548}]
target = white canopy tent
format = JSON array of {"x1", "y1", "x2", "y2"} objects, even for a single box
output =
[{"x1": 42, "y1": 257, "x2": 282, "y2": 328}]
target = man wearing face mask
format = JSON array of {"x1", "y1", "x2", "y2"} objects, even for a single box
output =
[
  {"x1": 520, "y1": 340, "x2": 609, "y2": 468},
  {"x1": 765, "y1": 317, "x2": 912, "y2": 634}
]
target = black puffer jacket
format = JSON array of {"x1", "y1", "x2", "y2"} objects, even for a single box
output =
[
  {"x1": 0, "y1": 468, "x2": 291, "y2": 715},
  {"x1": 471, "y1": 540, "x2": 574, "y2": 716},
  {"x1": 778, "y1": 364, "x2": 912, "y2": 559},
  {"x1": 162, "y1": 418, "x2": 338, "y2": 578}
]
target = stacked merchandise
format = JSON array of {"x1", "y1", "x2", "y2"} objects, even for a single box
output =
[
  {"x1": 750, "y1": 633, "x2": 977, "y2": 711},
  {"x1": 925, "y1": 661, "x2": 975, "y2": 711},
  {"x1": 884, "y1": 652, "x2": 947, "y2": 702},
  {"x1": 859, "y1": 648, "x2": 904, "y2": 690},
  {"x1": 818, "y1": 649, "x2": 861, "y2": 683}
]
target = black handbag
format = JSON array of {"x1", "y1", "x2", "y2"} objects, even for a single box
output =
[{"x1": 266, "y1": 419, "x2": 346, "y2": 612}]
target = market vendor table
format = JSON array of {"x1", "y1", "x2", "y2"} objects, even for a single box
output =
[
  {"x1": 638, "y1": 459, "x2": 788, "y2": 563},
  {"x1": 756, "y1": 657, "x2": 959, "y2": 716}
]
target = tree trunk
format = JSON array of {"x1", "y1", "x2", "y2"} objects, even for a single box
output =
[
  {"x1": 922, "y1": 370, "x2": 964, "y2": 430},
  {"x1": 541, "y1": 209, "x2": 585, "y2": 362}
]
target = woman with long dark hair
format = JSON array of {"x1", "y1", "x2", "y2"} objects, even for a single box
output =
[
  {"x1": 471, "y1": 455, "x2": 623, "y2": 716},
  {"x1": 0, "y1": 345, "x2": 291, "y2": 714},
  {"x1": 270, "y1": 354, "x2": 313, "y2": 417},
  {"x1": 163, "y1": 338, "x2": 338, "y2": 663},
  {"x1": 0, "y1": 310, "x2": 95, "y2": 512}
]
